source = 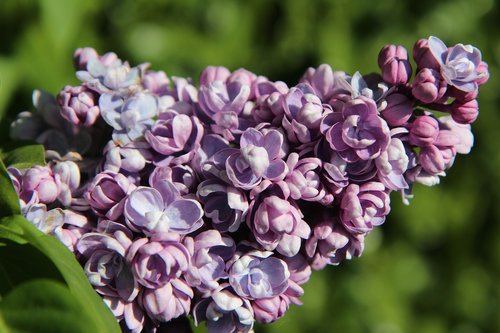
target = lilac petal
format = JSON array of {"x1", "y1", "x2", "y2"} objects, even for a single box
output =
[
  {"x1": 240, "y1": 128, "x2": 263, "y2": 147},
  {"x1": 154, "y1": 180, "x2": 180, "y2": 206},
  {"x1": 125, "y1": 187, "x2": 164, "y2": 228},
  {"x1": 428, "y1": 36, "x2": 448, "y2": 64},
  {"x1": 212, "y1": 290, "x2": 243, "y2": 311},
  {"x1": 264, "y1": 160, "x2": 288, "y2": 180},
  {"x1": 263, "y1": 130, "x2": 283, "y2": 159},
  {"x1": 164, "y1": 199, "x2": 203, "y2": 234}
]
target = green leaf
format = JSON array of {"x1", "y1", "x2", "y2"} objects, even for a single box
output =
[
  {"x1": 0, "y1": 142, "x2": 45, "y2": 169},
  {"x1": 0, "y1": 279, "x2": 102, "y2": 333},
  {"x1": 0, "y1": 215, "x2": 121, "y2": 333},
  {"x1": 0, "y1": 238, "x2": 65, "y2": 296},
  {"x1": 0, "y1": 160, "x2": 20, "y2": 218}
]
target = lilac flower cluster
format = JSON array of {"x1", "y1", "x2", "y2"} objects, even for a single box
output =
[{"x1": 9, "y1": 36, "x2": 488, "y2": 332}]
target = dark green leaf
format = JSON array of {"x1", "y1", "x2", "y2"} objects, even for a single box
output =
[
  {"x1": 0, "y1": 215, "x2": 120, "y2": 333},
  {"x1": 0, "y1": 160, "x2": 20, "y2": 218},
  {"x1": 0, "y1": 239, "x2": 65, "y2": 296},
  {"x1": 0, "y1": 142, "x2": 45, "y2": 169},
  {"x1": 0, "y1": 279, "x2": 101, "y2": 333}
]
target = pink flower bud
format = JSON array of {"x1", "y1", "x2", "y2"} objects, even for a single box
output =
[
  {"x1": 378, "y1": 45, "x2": 412, "y2": 84},
  {"x1": 412, "y1": 38, "x2": 440, "y2": 70},
  {"x1": 409, "y1": 115, "x2": 440, "y2": 146},
  {"x1": 381, "y1": 93, "x2": 413, "y2": 126},
  {"x1": 451, "y1": 99, "x2": 479, "y2": 124},
  {"x1": 412, "y1": 68, "x2": 447, "y2": 103}
]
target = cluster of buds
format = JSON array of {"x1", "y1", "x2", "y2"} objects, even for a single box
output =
[{"x1": 9, "y1": 36, "x2": 488, "y2": 332}]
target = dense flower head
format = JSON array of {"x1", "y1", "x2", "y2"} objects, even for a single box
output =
[{"x1": 7, "y1": 37, "x2": 488, "y2": 332}]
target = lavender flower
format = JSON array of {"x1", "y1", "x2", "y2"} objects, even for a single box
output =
[
  {"x1": 282, "y1": 83, "x2": 324, "y2": 143},
  {"x1": 321, "y1": 96, "x2": 390, "y2": 161},
  {"x1": 300, "y1": 64, "x2": 336, "y2": 102},
  {"x1": 52, "y1": 160, "x2": 81, "y2": 207},
  {"x1": 227, "y1": 249, "x2": 290, "y2": 299},
  {"x1": 428, "y1": 36, "x2": 484, "y2": 92},
  {"x1": 124, "y1": 180, "x2": 203, "y2": 235},
  {"x1": 305, "y1": 214, "x2": 364, "y2": 270},
  {"x1": 197, "y1": 179, "x2": 249, "y2": 232},
  {"x1": 380, "y1": 93, "x2": 414, "y2": 127},
  {"x1": 193, "y1": 284, "x2": 254, "y2": 333},
  {"x1": 145, "y1": 110, "x2": 204, "y2": 166},
  {"x1": 142, "y1": 278, "x2": 193, "y2": 322},
  {"x1": 375, "y1": 134, "x2": 409, "y2": 191},
  {"x1": 76, "y1": 221, "x2": 138, "y2": 302},
  {"x1": 226, "y1": 128, "x2": 288, "y2": 189},
  {"x1": 183, "y1": 230, "x2": 235, "y2": 292},
  {"x1": 22, "y1": 165, "x2": 61, "y2": 204},
  {"x1": 100, "y1": 92, "x2": 159, "y2": 144},
  {"x1": 149, "y1": 165, "x2": 198, "y2": 196},
  {"x1": 126, "y1": 233, "x2": 190, "y2": 289},
  {"x1": 248, "y1": 183, "x2": 311, "y2": 257},
  {"x1": 85, "y1": 171, "x2": 135, "y2": 220},
  {"x1": 340, "y1": 182, "x2": 390, "y2": 234},
  {"x1": 102, "y1": 140, "x2": 152, "y2": 173},
  {"x1": 285, "y1": 153, "x2": 326, "y2": 202},
  {"x1": 57, "y1": 85, "x2": 100, "y2": 127}
]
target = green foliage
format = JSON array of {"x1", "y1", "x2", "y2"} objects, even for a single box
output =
[
  {"x1": 0, "y1": 279, "x2": 104, "y2": 333},
  {"x1": 0, "y1": 142, "x2": 45, "y2": 169},
  {"x1": 0, "y1": 0, "x2": 499, "y2": 332}
]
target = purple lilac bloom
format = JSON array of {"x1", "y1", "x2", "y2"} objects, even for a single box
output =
[
  {"x1": 198, "y1": 67, "x2": 251, "y2": 141},
  {"x1": 321, "y1": 96, "x2": 391, "y2": 162},
  {"x1": 22, "y1": 165, "x2": 61, "y2": 204},
  {"x1": 100, "y1": 92, "x2": 159, "y2": 144},
  {"x1": 450, "y1": 98, "x2": 479, "y2": 124},
  {"x1": 76, "y1": 51, "x2": 141, "y2": 93},
  {"x1": 226, "y1": 128, "x2": 288, "y2": 190},
  {"x1": 102, "y1": 140, "x2": 152, "y2": 173},
  {"x1": 251, "y1": 79, "x2": 288, "y2": 126},
  {"x1": 340, "y1": 182, "x2": 390, "y2": 234},
  {"x1": 142, "y1": 278, "x2": 193, "y2": 322},
  {"x1": 285, "y1": 152, "x2": 327, "y2": 203},
  {"x1": 282, "y1": 83, "x2": 325, "y2": 144},
  {"x1": 85, "y1": 171, "x2": 136, "y2": 220},
  {"x1": 375, "y1": 133, "x2": 409, "y2": 191},
  {"x1": 183, "y1": 230, "x2": 235, "y2": 292},
  {"x1": 149, "y1": 165, "x2": 198, "y2": 196},
  {"x1": 247, "y1": 182, "x2": 311, "y2": 257},
  {"x1": 227, "y1": 248, "x2": 290, "y2": 299},
  {"x1": 145, "y1": 110, "x2": 204, "y2": 166},
  {"x1": 300, "y1": 64, "x2": 336, "y2": 102},
  {"x1": 76, "y1": 220, "x2": 138, "y2": 302},
  {"x1": 197, "y1": 179, "x2": 249, "y2": 233},
  {"x1": 124, "y1": 180, "x2": 203, "y2": 235},
  {"x1": 126, "y1": 233, "x2": 190, "y2": 289},
  {"x1": 142, "y1": 70, "x2": 170, "y2": 96},
  {"x1": 52, "y1": 160, "x2": 80, "y2": 207},
  {"x1": 57, "y1": 85, "x2": 100, "y2": 127},
  {"x1": 193, "y1": 284, "x2": 254, "y2": 333},
  {"x1": 428, "y1": 36, "x2": 483, "y2": 92},
  {"x1": 305, "y1": 213, "x2": 364, "y2": 270}
]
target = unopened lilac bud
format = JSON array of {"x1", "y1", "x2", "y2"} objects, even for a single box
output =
[
  {"x1": 413, "y1": 39, "x2": 440, "y2": 70},
  {"x1": 412, "y1": 68, "x2": 447, "y2": 103},
  {"x1": 199, "y1": 66, "x2": 231, "y2": 86},
  {"x1": 23, "y1": 166, "x2": 60, "y2": 204},
  {"x1": 378, "y1": 45, "x2": 412, "y2": 84},
  {"x1": 409, "y1": 115, "x2": 440, "y2": 146},
  {"x1": 381, "y1": 93, "x2": 413, "y2": 126},
  {"x1": 476, "y1": 61, "x2": 489, "y2": 86},
  {"x1": 450, "y1": 99, "x2": 479, "y2": 124},
  {"x1": 73, "y1": 47, "x2": 98, "y2": 70}
]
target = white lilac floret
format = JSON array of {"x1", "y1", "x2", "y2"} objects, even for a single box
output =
[{"x1": 5, "y1": 37, "x2": 489, "y2": 332}]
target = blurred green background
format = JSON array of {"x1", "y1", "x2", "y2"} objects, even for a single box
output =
[{"x1": 1, "y1": 0, "x2": 499, "y2": 332}]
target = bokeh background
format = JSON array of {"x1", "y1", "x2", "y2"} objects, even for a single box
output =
[{"x1": 1, "y1": 1, "x2": 499, "y2": 332}]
